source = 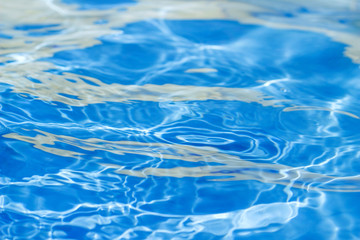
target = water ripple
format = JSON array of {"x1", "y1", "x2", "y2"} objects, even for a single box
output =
[{"x1": 1, "y1": 0, "x2": 360, "y2": 239}]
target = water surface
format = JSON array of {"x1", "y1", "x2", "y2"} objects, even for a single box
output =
[{"x1": 1, "y1": 0, "x2": 360, "y2": 239}]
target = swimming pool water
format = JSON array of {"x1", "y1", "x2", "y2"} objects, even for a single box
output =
[{"x1": 1, "y1": 0, "x2": 360, "y2": 239}]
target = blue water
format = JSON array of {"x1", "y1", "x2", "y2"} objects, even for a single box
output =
[{"x1": 1, "y1": 0, "x2": 360, "y2": 239}]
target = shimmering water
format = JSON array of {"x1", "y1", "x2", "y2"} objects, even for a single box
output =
[{"x1": 1, "y1": 0, "x2": 360, "y2": 239}]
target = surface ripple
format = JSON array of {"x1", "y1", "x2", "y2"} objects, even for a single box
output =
[{"x1": 1, "y1": 0, "x2": 360, "y2": 239}]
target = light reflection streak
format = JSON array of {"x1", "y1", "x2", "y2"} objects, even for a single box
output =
[
  {"x1": 0, "y1": 63, "x2": 285, "y2": 107},
  {"x1": 0, "y1": 0, "x2": 359, "y2": 116},
  {"x1": 1, "y1": 0, "x2": 359, "y2": 64},
  {"x1": 283, "y1": 106, "x2": 360, "y2": 119},
  {"x1": 2, "y1": 62, "x2": 359, "y2": 121},
  {"x1": 185, "y1": 68, "x2": 218, "y2": 73},
  {"x1": 3, "y1": 129, "x2": 360, "y2": 192}
]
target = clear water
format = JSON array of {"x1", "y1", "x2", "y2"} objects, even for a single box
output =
[{"x1": 1, "y1": 0, "x2": 360, "y2": 239}]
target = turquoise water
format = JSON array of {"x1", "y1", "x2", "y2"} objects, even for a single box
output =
[{"x1": 1, "y1": 0, "x2": 360, "y2": 239}]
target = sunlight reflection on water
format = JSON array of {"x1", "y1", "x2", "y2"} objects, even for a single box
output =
[{"x1": 1, "y1": 0, "x2": 360, "y2": 239}]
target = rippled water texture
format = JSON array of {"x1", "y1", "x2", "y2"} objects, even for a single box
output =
[{"x1": 1, "y1": 0, "x2": 360, "y2": 239}]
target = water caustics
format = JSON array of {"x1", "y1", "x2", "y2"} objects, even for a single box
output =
[{"x1": 1, "y1": 0, "x2": 360, "y2": 239}]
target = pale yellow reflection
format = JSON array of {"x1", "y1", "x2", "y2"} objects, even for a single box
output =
[
  {"x1": 283, "y1": 106, "x2": 360, "y2": 119},
  {"x1": 3, "y1": 61, "x2": 359, "y2": 119},
  {"x1": 3, "y1": 129, "x2": 360, "y2": 192},
  {"x1": 0, "y1": 0, "x2": 359, "y2": 109},
  {"x1": 185, "y1": 68, "x2": 218, "y2": 73},
  {"x1": 0, "y1": 0, "x2": 359, "y2": 64},
  {"x1": 0, "y1": 62, "x2": 283, "y2": 107}
]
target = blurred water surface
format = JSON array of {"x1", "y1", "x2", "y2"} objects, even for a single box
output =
[{"x1": 1, "y1": 0, "x2": 360, "y2": 239}]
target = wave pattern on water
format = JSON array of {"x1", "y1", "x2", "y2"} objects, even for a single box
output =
[{"x1": 1, "y1": 0, "x2": 360, "y2": 239}]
